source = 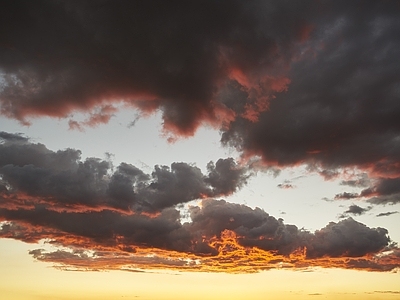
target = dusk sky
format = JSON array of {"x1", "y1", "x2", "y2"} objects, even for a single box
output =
[{"x1": 1, "y1": 1, "x2": 400, "y2": 299}]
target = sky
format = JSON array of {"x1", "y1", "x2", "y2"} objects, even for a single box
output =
[{"x1": 0, "y1": 0, "x2": 400, "y2": 299}]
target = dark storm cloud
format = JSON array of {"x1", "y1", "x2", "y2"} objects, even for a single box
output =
[
  {"x1": 0, "y1": 0, "x2": 313, "y2": 134},
  {"x1": 219, "y1": 1, "x2": 400, "y2": 202},
  {"x1": 0, "y1": 132, "x2": 250, "y2": 212},
  {"x1": 2, "y1": 1, "x2": 399, "y2": 204}
]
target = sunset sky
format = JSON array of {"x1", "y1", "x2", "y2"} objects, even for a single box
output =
[{"x1": 1, "y1": 0, "x2": 400, "y2": 299}]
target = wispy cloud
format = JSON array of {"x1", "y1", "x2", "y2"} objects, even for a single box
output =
[{"x1": 376, "y1": 211, "x2": 399, "y2": 217}]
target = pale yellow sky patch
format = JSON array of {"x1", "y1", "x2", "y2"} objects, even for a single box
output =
[{"x1": 1, "y1": 239, "x2": 399, "y2": 300}]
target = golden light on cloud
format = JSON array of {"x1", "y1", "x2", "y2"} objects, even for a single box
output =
[{"x1": 21, "y1": 227, "x2": 399, "y2": 274}]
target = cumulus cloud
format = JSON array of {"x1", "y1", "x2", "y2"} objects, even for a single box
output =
[
  {"x1": 187, "y1": 199, "x2": 301, "y2": 255},
  {"x1": 0, "y1": 132, "x2": 250, "y2": 212},
  {"x1": 204, "y1": 158, "x2": 250, "y2": 195},
  {"x1": 188, "y1": 200, "x2": 391, "y2": 259},
  {"x1": 305, "y1": 218, "x2": 390, "y2": 258}
]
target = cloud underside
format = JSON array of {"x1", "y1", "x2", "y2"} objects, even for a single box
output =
[
  {"x1": 1, "y1": 215, "x2": 399, "y2": 273},
  {"x1": 25, "y1": 229, "x2": 400, "y2": 273},
  {"x1": 0, "y1": 134, "x2": 399, "y2": 273},
  {"x1": 2, "y1": 206, "x2": 399, "y2": 273}
]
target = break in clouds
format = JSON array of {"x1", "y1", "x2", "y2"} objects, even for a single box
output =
[
  {"x1": 0, "y1": 133, "x2": 399, "y2": 272},
  {"x1": 1, "y1": 0, "x2": 400, "y2": 272}
]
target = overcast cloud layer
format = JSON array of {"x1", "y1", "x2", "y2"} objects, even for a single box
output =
[{"x1": 1, "y1": 0, "x2": 400, "y2": 272}]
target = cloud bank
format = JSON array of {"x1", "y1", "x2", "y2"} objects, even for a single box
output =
[{"x1": 0, "y1": 133, "x2": 398, "y2": 272}]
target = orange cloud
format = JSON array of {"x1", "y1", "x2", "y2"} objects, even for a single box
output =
[{"x1": 24, "y1": 228, "x2": 400, "y2": 273}]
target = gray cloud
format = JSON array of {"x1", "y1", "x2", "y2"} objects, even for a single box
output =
[
  {"x1": 305, "y1": 218, "x2": 390, "y2": 259},
  {"x1": 345, "y1": 205, "x2": 371, "y2": 216},
  {"x1": 222, "y1": 1, "x2": 400, "y2": 167},
  {"x1": 0, "y1": 131, "x2": 28, "y2": 143},
  {"x1": 0, "y1": 198, "x2": 393, "y2": 261},
  {"x1": 0, "y1": 205, "x2": 191, "y2": 253},
  {"x1": 187, "y1": 199, "x2": 302, "y2": 255},
  {"x1": 1, "y1": 1, "x2": 399, "y2": 206},
  {"x1": 339, "y1": 204, "x2": 372, "y2": 218},
  {"x1": 186, "y1": 199, "x2": 390, "y2": 258},
  {"x1": 366, "y1": 178, "x2": 400, "y2": 205},
  {"x1": 0, "y1": 194, "x2": 396, "y2": 272},
  {"x1": 204, "y1": 158, "x2": 250, "y2": 195},
  {"x1": 0, "y1": 133, "x2": 250, "y2": 212},
  {"x1": 0, "y1": 0, "x2": 314, "y2": 134},
  {"x1": 335, "y1": 192, "x2": 359, "y2": 200},
  {"x1": 335, "y1": 178, "x2": 400, "y2": 205},
  {"x1": 218, "y1": 1, "x2": 400, "y2": 204}
]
